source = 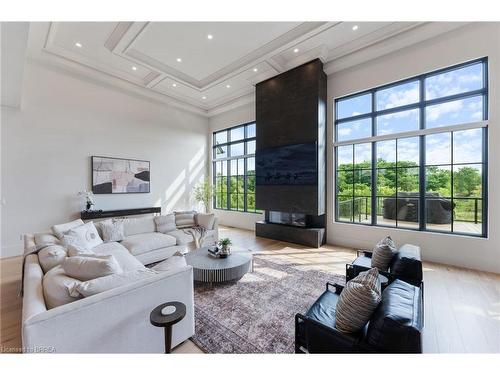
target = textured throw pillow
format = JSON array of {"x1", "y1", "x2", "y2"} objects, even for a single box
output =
[
  {"x1": 52, "y1": 219, "x2": 85, "y2": 239},
  {"x1": 335, "y1": 268, "x2": 382, "y2": 333},
  {"x1": 38, "y1": 245, "x2": 68, "y2": 273},
  {"x1": 371, "y1": 236, "x2": 397, "y2": 271},
  {"x1": 42, "y1": 265, "x2": 81, "y2": 309},
  {"x1": 69, "y1": 269, "x2": 158, "y2": 297},
  {"x1": 154, "y1": 214, "x2": 176, "y2": 233},
  {"x1": 99, "y1": 219, "x2": 125, "y2": 242},
  {"x1": 151, "y1": 253, "x2": 187, "y2": 273},
  {"x1": 196, "y1": 213, "x2": 215, "y2": 230},
  {"x1": 174, "y1": 211, "x2": 196, "y2": 228},
  {"x1": 61, "y1": 221, "x2": 103, "y2": 251},
  {"x1": 62, "y1": 255, "x2": 122, "y2": 281}
]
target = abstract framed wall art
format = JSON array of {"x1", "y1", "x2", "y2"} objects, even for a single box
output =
[{"x1": 92, "y1": 156, "x2": 150, "y2": 194}]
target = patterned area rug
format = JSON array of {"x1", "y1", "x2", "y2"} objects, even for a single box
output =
[{"x1": 191, "y1": 255, "x2": 345, "y2": 353}]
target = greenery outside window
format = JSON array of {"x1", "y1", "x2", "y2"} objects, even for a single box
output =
[
  {"x1": 213, "y1": 122, "x2": 259, "y2": 213},
  {"x1": 334, "y1": 58, "x2": 488, "y2": 237}
]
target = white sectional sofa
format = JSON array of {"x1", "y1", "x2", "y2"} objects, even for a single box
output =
[{"x1": 21, "y1": 212, "x2": 218, "y2": 353}]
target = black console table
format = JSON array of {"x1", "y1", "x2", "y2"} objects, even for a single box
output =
[{"x1": 81, "y1": 207, "x2": 161, "y2": 220}]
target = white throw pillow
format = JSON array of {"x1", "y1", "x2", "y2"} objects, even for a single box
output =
[
  {"x1": 99, "y1": 219, "x2": 125, "y2": 242},
  {"x1": 70, "y1": 269, "x2": 158, "y2": 297},
  {"x1": 154, "y1": 214, "x2": 176, "y2": 233},
  {"x1": 61, "y1": 221, "x2": 103, "y2": 251},
  {"x1": 196, "y1": 213, "x2": 215, "y2": 230},
  {"x1": 43, "y1": 265, "x2": 81, "y2": 309},
  {"x1": 38, "y1": 245, "x2": 68, "y2": 273},
  {"x1": 151, "y1": 253, "x2": 187, "y2": 273},
  {"x1": 67, "y1": 244, "x2": 96, "y2": 257},
  {"x1": 52, "y1": 219, "x2": 84, "y2": 239},
  {"x1": 174, "y1": 211, "x2": 196, "y2": 228},
  {"x1": 62, "y1": 255, "x2": 122, "y2": 281},
  {"x1": 122, "y1": 217, "x2": 156, "y2": 236}
]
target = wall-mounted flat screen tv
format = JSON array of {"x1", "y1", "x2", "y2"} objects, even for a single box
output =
[{"x1": 256, "y1": 142, "x2": 317, "y2": 185}]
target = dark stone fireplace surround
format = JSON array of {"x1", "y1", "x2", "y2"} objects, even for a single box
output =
[{"x1": 254, "y1": 59, "x2": 327, "y2": 248}]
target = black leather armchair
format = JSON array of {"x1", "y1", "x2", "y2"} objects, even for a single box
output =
[
  {"x1": 295, "y1": 279, "x2": 423, "y2": 353},
  {"x1": 346, "y1": 244, "x2": 423, "y2": 288}
]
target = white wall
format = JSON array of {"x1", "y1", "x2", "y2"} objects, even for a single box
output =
[
  {"x1": 327, "y1": 23, "x2": 500, "y2": 273},
  {"x1": 1, "y1": 61, "x2": 209, "y2": 257},
  {"x1": 208, "y1": 102, "x2": 265, "y2": 230}
]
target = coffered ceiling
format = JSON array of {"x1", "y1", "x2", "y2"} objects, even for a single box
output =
[{"x1": 26, "y1": 22, "x2": 468, "y2": 116}]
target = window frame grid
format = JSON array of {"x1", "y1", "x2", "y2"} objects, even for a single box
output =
[
  {"x1": 334, "y1": 57, "x2": 488, "y2": 238},
  {"x1": 212, "y1": 122, "x2": 259, "y2": 213}
]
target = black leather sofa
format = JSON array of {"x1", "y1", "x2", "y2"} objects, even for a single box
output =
[
  {"x1": 295, "y1": 280, "x2": 423, "y2": 353},
  {"x1": 346, "y1": 244, "x2": 423, "y2": 288}
]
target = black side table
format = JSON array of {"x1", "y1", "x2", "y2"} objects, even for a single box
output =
[{"x1": 150, "y1": 301, "x2": 186, "y2": 353}]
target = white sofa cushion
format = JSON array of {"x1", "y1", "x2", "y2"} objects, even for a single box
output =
[
  {"x1": 121, "y1": 233, "x2": 177, "y2": 256},
  {"x1": 61, "y1": 222, "x2": 103, "y2": 251},
  {"x1": 38, "y1": 245, "x2": 68, "y2": 273},
  {"x1": 62, "y1": 255, "x2": 123, "y2": 281},
  {"x1": 99, "y1": 219, "x2": 125, "y2": 242},
  {"x1": 70, "y1": 269, "x2": 158, "y2": 297},
  {"x1": 174, "y1": 211, "x2": 196, "y2": 228},
  {"x1": 122, "y1": 217, "x2": 156, "y2": 237},
  {"x1": 34, "y1": 232, "x2": 61, "y2": 247},
  {"x1": 196, "y1": 213, "x2": 215, "y2": 230},
  {"x1": 151, "y1": 254, "x2": 187, "y2": 273},
  {"x1": 67, "y1": 245, "x2": 96, "y2": 257},
  {"x1": 154, "y1": 214, "x2": 176, "y2": 233},
  {"x1": 52, "y1": 219, "x2": 84, "y2": 239},
  {"x1": 166, "y1": 229, "x2": 194, "y2": 245},
  {"x1": 42, "y1": 266, "x2": 81, "y2": 309},
  {"x1": 91, "y1": 242, "x2": 145, "y2": 272}
]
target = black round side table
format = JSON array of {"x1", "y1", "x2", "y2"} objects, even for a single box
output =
[{"x1": 150, "y1": 301, "x2": 186, "y2": 353}]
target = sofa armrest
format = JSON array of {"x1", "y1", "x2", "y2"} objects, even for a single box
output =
[
  {"x1": 22, "y1": 266, "x2": 195, "y2": 353},
  {"x1": 295, "y1": 313, "x2": 363, "y2": 353}
]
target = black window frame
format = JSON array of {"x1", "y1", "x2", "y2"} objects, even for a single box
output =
[
  {"x1": 212, "y1": 122, "x2": 259, "y2": 213},
  {"x1": 334, "y1": 57, "x2": 488, "y2": 238}
]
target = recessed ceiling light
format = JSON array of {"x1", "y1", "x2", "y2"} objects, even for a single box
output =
[
  {"x1": 207, "y1": 34, "x2": 213, "y2": 40},
  {"x1": 226, "y1": 84, "x2": 231, "y2": 88},
  {"x1": 253, "y1": 68, "x2": 258, "y2": 72},
  {"x1": 172, "y1": 83, "x2": 177, "y2": 87},
  {"x1": 75, "y1": 42, "x2": 82, "y2": 48},
  {"x1": 352, "y1": 25, "x2": 359, "y2": 31},
  {"x1": 132, "y1": 66, "x2": 137, "y2": 71},
  {"x1": 202, "y1": 96, "x2": 207, "y2": 100},
  {"x1": 293, "y1": 48, "x2": 299, "y2": 53},
  {"x1": 176, "y1": 58, "x2": 182, "y2": 62}
]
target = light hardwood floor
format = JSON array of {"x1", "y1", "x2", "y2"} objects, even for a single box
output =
[{"x1": 1, "y1": 226, "x2": 499, "y2": 353}]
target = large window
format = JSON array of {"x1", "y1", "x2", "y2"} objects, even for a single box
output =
[
  {"x1": 212, "y1": 122, "x2": 259, "y2": 213},
  {"x1": 335, "y1": 58, "x2": 488, "y2": 237}
]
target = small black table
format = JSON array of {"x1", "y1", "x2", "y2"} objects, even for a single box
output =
[{"x1": 150, "y1": 301, "x2": 186, "y2": 353}]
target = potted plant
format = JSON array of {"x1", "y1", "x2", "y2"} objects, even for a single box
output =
[
  {"x1": 218, "y1": 238, "x2": 232, "y2": 257},
  {"x1": 193, "y1": 178, "x2": 214, "y2": 213}
]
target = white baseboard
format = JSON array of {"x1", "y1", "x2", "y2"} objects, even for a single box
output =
[{"x1": 1, "y1": 243, "x2": 23, "y2": 258}]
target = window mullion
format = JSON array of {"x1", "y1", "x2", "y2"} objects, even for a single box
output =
[{"x1": 419, "y1": 76, "x2": 426, "y2": 232}]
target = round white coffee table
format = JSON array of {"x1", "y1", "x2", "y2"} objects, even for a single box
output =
[{"x1": 185, "y1": 247, "x2": 253, "y2": 285}]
